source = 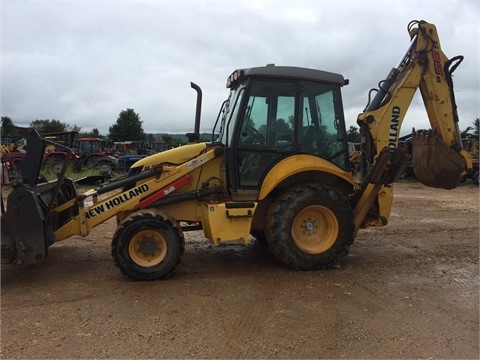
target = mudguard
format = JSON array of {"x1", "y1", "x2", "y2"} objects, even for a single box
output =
[{"x1": 258, "y1": 155, "x2": 355, "y2": 201}]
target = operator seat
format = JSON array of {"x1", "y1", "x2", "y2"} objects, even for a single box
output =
[{"x1": 302, "y1": 126, "x2": 318, "y2": 155}]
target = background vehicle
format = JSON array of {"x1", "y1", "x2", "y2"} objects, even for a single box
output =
[
  {"x1": 113, "y1": 139, "x2": 161, "y2": 156},
  {"x1": 43, "y1": 131, "x2": 117, "y2": 174},
  {"x1": 113, "y1": 140, "x2": 154, "y2": 172},
  {"x1": 348, "y1": 142, "x2": 362, "y2": 175},
  {"x1": 462, "y1": 138, "x2": 479, "y2": 184},
  {"x1": 1, "y1": 20, "x2": 472, "y2": 280},
  {"x1": 1, "y1": 136, "x2": 27, "y2": 183}
]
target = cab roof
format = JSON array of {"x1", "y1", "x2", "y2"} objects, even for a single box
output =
[{"x1": 227, "y1": 64, "x2": 348, "y2": 88}]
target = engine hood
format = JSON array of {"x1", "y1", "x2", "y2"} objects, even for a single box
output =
[{"x1": 131, "y1": 142, "x2": 208, "y2": 169}]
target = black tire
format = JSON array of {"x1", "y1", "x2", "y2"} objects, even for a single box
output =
[
  {"x1": 265, "y1": 184, "x2": 354, "y2": 270},
  {"x1": 473, "y1": 170, "x2": 479, "y2": 185},
  {"x1": 44, "y1": 155, "x2": 67, "y2": 173},
  {"x1": 90, "y1": 157, "x2": 115, "y2": 173},
  {"x1": 251, "y1": 230, "x2": 267, "y2": 243},
  {"x1": 49, "y1": 160, "x2": 65, "y2": 174},
  {"x1": 111, "y1": 209, "x2": 184, "y2": 280}
]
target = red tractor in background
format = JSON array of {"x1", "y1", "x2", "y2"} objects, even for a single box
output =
[{"x1": 43, "y1": 131, "x2": 117, "y2": 174}]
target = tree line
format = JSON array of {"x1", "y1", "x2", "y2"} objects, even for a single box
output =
[
  {"x1": 1, "y1": 109, "x2": 185, "y2": 148},
  {"x1": 1, "y1": 110, "x2": 478, "y2": 146}
]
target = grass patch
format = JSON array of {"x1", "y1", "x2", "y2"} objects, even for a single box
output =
[{"x1": 40, "y1": 167, "x2": 102, "y2": 182}]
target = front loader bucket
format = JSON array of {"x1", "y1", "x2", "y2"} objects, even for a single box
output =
[
  {"x1": 1, "y1": 187, "x2": 49, "y2": 265},
  {"x1": 411, "y1": 130, "x2": 466, "y2": 189}
]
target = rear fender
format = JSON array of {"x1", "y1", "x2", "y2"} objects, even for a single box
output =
[{"x1": 258, "y1": 155, "x2": 355, "y2": 200}]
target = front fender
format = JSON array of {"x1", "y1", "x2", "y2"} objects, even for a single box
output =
[{"x1": 258, "y1": 155, "x2": 355, "y2": 200}]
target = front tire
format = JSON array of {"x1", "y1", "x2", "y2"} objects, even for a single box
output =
[
  {"x1": 112, "y1": 209, "x2": 184, "y2": 280},
  {"x1": 265, "y1": 184, "x2": 354, "y2": 270}
]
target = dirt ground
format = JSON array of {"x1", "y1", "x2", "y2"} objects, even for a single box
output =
[{"x1": 1, "y1": 182, "x2": 479, "y2": 359}]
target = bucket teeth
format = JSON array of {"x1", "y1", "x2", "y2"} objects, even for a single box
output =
[{"x1": 412, "y1": 128, "x2": 436, "y2": 138}]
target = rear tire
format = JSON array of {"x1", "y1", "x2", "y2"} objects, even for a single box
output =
[
  {"x1": 112, "y1": 209, "x2": 184, "y2": 280},
  {"x1": 45, "y1": 159, "x2": 65, "y2": 174},
  {"x1": 265, "y1": 184, "x2": 354, "y2": 270}
]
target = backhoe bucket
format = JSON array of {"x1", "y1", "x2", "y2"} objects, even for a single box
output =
[{"x1": 411, "y1": 130, "x2": 466, "y2": 189}]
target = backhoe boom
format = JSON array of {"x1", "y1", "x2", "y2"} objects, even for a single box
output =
[{"x1": 354, "y1": 20, "x2": 471, "y2": 228}]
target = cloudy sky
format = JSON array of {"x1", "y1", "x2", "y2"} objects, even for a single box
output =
[{"x1": 2, "y1": 0, "x2": 479, "y2": 137}]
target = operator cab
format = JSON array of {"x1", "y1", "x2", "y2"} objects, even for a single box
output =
[{"x1": 213, "y1": 64, "x2": 350, "y2": 195}]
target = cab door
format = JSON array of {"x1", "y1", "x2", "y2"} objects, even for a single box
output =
[{"x1": 227, "y1": 80, "x2": 297, "y2": 199}]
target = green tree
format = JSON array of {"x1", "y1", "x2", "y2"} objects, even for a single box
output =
[
  {"x1": 162, "y1": 134, "x2": 173, "y2": 147},
  {"x1": 461, "y1": 119, "x2": 480, "y2": 139},
  {"x1": 161, "y1": 134, "x2": 184, "y2": 148},
  {"x1": 108, "y1": 109, "x2": 146, "y2": 142},
  {"x1": 78, "y1": 128, "x2": 102, "y2": 138},
  {"x1": 91, "y1": 128, "x2": 100, "y2": 137},
  {"x1": 1, "y1": 116, "x2": 17, "y2": 136},
  {"x1": 460, "y1": 126, "x2": 473, "y2": 139},
  {"x1": 30, "y1": 119, "x2": 79, "y2": 133},
  {"x1": 259, "y1": 118, "x2": 293, "y2": 140},
  {"x1": 347, "y1": 125, "x2": 360, "y2": 142}
]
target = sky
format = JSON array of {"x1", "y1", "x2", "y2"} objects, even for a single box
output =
[{"x1": 1, "y1": 0, "x2": 479, "y2": 137}]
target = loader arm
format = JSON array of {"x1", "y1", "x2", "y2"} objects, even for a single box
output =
[
  {"x1": 354, "y1": 20, "x2": 472, "y2": 229},
  {"x1": 53, "y1": 145, "x2": 222, "y2": 241}
]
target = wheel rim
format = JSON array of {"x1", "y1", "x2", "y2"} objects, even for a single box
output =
[
  {"x1": 292, "y1": 205, "x2": 338, "y2": 254},
  {"x1": 51, "y1": 162, "x2": 63, "y2": 174},
  {"x1": 128, "y1": 230, "x2": 167, "y2": 267},
  {"x1": 97, "y1": 164, "x2": 112, "y2": 173}
]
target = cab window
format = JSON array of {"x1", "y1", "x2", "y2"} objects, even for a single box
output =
[{"x1": 236, "y1": 81, "x2": 296, "y2": 187}]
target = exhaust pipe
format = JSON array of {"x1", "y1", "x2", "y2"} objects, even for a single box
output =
[{"x1": 186, "y1": 82, "x2": 202, "y2": 143}]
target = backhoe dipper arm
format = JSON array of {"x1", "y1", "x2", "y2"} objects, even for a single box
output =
[
  {"x1": 357, "y1": 20, "x2": 471, "y2": 188},
  {"x1": 353, "y1": 20, "x2": 471, "y2": 229}
]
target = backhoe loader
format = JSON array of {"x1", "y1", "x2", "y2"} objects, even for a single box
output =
[{"x1": 1, "y1": 20, "x2": 472, "y2": 280}]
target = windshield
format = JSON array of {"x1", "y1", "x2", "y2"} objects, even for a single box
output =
[{"x1": 213, "y1": 85, "x2": 245, "y2": 145}]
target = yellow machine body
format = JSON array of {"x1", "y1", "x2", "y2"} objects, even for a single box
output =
[{"x1": 1, "y1": 20, "x2": 471, "y2": 280}]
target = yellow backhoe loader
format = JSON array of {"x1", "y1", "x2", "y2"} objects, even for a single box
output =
[{"x1": 1, "y1": 20, "x2": 472, "y2": 280}]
